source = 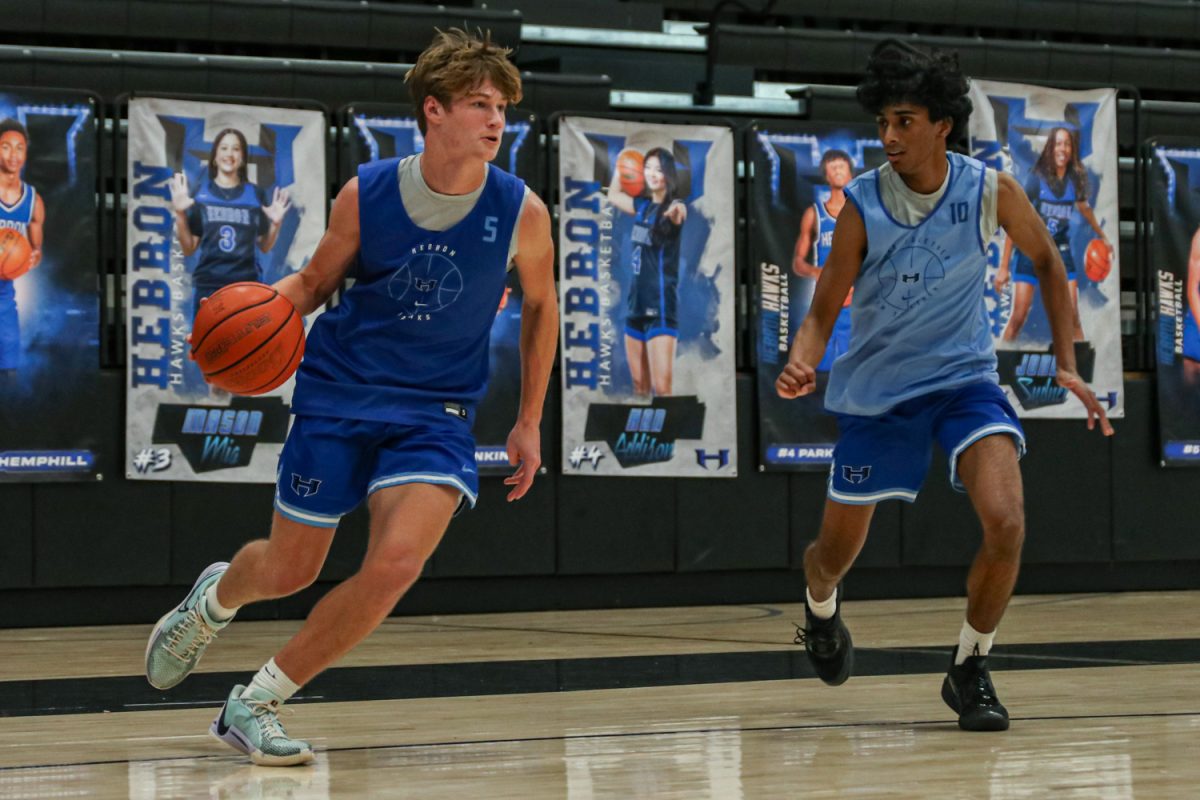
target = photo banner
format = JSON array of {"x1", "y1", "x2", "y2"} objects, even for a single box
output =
[
  {"x1": 558, "y1": 116, "x2": 737, "y2": 477},
  {"x1": 1150, "y1": 143, "x2": 1200, "y2": 466},
  {"x1": 969, "y1": 80, "x2": 1125, "y2": 418},
  {"x1": 125, "y1": 97, "x2": 327, "y2": 481},
  {"x1": 347, "y1": 105, "x2": 538, "y2": 475},
  {"x1": 751, "y1": 124, "x2": 884, "y2": 471},
  {"x1": 0, "y1": 88, "x2": 103, "y2": 482}
]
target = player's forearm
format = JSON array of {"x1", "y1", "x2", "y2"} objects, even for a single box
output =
[
  {"x1": 790, "y1": 313, "x2": 835, "y2": 369},
  {"x1": 515, "y1": 295, "x2": 559, "y2": 426},
  {"x1": 273, "y1": 268, "x2": 335, "y2": 317},
  {"x1": 173, "y1": 213, "x2": 198, "y2": 256},
  {"x1": 258, "y1": 223, "x2": 282, "y2": 253}
]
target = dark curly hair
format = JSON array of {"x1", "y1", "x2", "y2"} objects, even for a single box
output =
[{"x1": 856, "y1": 40, "x2": 972, "y2": 146}]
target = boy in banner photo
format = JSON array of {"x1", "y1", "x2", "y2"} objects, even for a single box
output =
[
  {"x1": 753, "y1": 128, "x2": 883, "y2": 469},
  {"x1": 126, "y1": 98, "x2": 326, "y2": 482},
  {"x1": 969, "y1": 80, "x2": 1124, "y2": 419},
  {"x1": 559, "y1": 117, "x2": 737, "y2": 477},
  {"x1": 0, "y1": 91, "x2": 101, "y2": 481},
  {"x1": 0, "y1": 119, "x2": 45, "y2": 376}
]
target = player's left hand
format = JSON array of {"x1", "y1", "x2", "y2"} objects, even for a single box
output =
[
  {"x1": 1056, "y1": 368, "x2": 1115, "y2": 436},
  {"x1": 263, "y1": 187, "x2": 292, "y2": 225},
  {"x1": 24, "y1": 250, "x2": 42, "y2": 272},
  {"x1": 665, "y1": 200, "x2": 687, "y2": 226},
  {"x1": 504, "y1": 420, "x2": 542, "y2": 501}
]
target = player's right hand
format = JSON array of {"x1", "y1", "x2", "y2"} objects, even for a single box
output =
[
  {"x1": 776, "y1": 360, "x2": 816, "y2": 399},
  {"x1": 993, "y1": 268, "x2": 1010, "y2": 294},
  {"x1": 169, "y1": 173, "x2": 194, "y2": 213}
]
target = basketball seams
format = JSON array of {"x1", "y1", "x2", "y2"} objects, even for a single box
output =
[
  {"x1": 203, "y1": 303, "x2": 296, "y2": 380},
  {"x1": 190, "y1": 283, "x2": 279, "y2": 354},
  {"x1": 242, "y1": 317, "x2": 306, "y2": 395}
]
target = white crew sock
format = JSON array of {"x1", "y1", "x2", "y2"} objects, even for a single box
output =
[
  {"x1": 203, "y1": 580, "x2": 239, "y2": 623},
  {"x1": 242, "y1": 657, "x2": 301, "y2": 705},
  {"x1": 806, "y1": 586, "x2": 838, "y2": 620},
  {"x1": 955, "y1": 620, "x2": 996, "y2": 665}
]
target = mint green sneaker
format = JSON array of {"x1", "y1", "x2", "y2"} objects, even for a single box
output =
[
  {"x1": 145, "y1": 561, "x2": 230, "y2": 690},
  {"x1": 210, "y1": 685, "x2": 315, "y2": 766}
]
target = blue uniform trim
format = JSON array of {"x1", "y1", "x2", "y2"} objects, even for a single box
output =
[
  {"x1": 273, "y1": 496, "x2": 343, "y2": 528},
  {"x1": 624, "y1": 324, "x2": 679, "y2": 341},
  {"x1": 974, "y1": 166, "x2": 987, "y2": 254},
  {"x1": 872, "y1": 158, "x2": 956, "y2": 230},
  {"x1": 368, "y1": 472, "x2": 478, "y2": 508},
  {"x1": 827, "y1": 482, "x2": 918, "y2": 505},
  {"x1": 947, "y1": 422, "x2": 1027, "y2": 492}
]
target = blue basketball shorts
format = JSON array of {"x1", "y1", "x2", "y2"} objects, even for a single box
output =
[
  {"x1": 817, "y1": 306, "x2": 852, "y2": 372},
  {"x1": 274, "y1": 413, "x2": 479, "y2": 528},
  {"x1": 828, "y1": 381, "x2": 1026, "y2": 505},
  {"x1": 1184, "y1": 307, "x2": 1199, "y2": 363},
  {"x1": 1013, "y1": 242, "x2": 1075, "y2": 284}
]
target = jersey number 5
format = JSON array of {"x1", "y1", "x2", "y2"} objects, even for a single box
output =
[{"x1": 483, "y1": 216, "x2": 498, "y2": 242}]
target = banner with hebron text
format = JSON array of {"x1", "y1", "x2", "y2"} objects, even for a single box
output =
[
  {"x1": 558, "y1": 115, "x2": 737, "y2": 477},
  {"x1": 347, "y1": 104, "x2": 538, "y2": 474},
  {"x1": 1150, "y1": 142, "x2": 1200, "y2": 466},
  {"x1": 125, "y1": 97, "x2": 326, "y2": 481},
  {"x1": 751, "y1": 123, "x2": 884, "y2": 471},
  {"x1": 0, "y1": 88, "x2": 103, "y2": 482},
  {"x1": 968, "y1": 80, "x2": 1124, "y2": 418}
]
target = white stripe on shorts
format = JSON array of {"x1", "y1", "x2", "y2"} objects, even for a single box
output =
[{"x1": 367, "y1": 473, "x2": 477, "y2": 508}]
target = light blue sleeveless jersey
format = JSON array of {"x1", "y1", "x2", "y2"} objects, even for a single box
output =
[
  {"x1": 292, "y1": 159, "x2": 526, "y2": 424},
  {"x1": 825, "y1": 152, "x2": 997, "y2": 416}
]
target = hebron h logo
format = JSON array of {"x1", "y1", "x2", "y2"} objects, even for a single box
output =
[
  {"x1": 389, "y1": 245, "x2": 464, "y2": 315},
  {"x1": 842, "y1": 465, "x2": 871, "y2": 484},
  {"x1": 879, "y1": 242, "x2": 947, "y2": 311},
  {"x1": 290, "y1": 473, "x2": 322, "y2": 498},
  {"x1": 695, "y1": 449, "x2": 730, "y2": 470}
]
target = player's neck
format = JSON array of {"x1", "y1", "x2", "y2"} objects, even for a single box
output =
[
  {"x1": 825, "y1": 189, "x2": 846, "y2": 215},
  {"x1": 651, "y1": 188, "x2": 667, "y2": 204},
  {"x1": 213, "y1": 173, "x2": 240, "y2": 189},
  {"x1": 895, "y1": 150, "x2": 949, "y2": 195},
  {"x1": 0, "y1": 172, "x2": 19, "y2": 189},
  {"x1": 418, "y1": 147, "x2": 487, "y2": 196}
]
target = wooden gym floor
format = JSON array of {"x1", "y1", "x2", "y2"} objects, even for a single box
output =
[{"x1": 0, "y1": 591, "x2": 1197, "y2": 798}]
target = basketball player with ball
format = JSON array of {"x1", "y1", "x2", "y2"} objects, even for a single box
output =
[
  {"x1": 776, "y1": 41, "x2": 1113, "y2": 732},
  {"x1": 0, "y1": 119, "x2": 44, "y2": 374},
  {"x1": 145, "y1": 29, "x2": 558, "y2": 765}
]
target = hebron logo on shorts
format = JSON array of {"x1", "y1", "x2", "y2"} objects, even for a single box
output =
[
  {"x1": 290, "y1": 473, "x2": 322, "y2": 497},
  {"x1": 842, "y1": 464, "x2": 871, "y2": 484}
]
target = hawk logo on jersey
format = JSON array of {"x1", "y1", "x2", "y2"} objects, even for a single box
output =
[
  {"x1": 290, "y1": 473, "x2": 322, "y2": 497},
  {"x1": 388, "y1": 246, "x2": 464, "y2": 317}
]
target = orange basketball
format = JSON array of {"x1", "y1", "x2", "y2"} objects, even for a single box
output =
[
  {"x1": 1084, "y1": 239, "x2": 1111, "y2": 283},
  {"x1": 190, "y1": 282, "x2": 304, "y2": 395},
  {"x1": 617, "y1": 148, "x2": 644, "y2": 197},
  {"x1": 0, "y1": 228, "x2": 33, "y2": 280}
]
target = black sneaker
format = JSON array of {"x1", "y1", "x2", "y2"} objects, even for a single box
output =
[
  {"x1": 794, "y1": 586, "x2": 853, "y2": 686},
  {"x1": 941, "y1": 652, "x2": 1010, "y2": 731}
]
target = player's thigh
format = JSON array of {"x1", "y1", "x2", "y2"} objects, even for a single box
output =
[
  {"x1": 265, "y1": 510, "x2": 338, "y2": 580},
  {"x1": 934, "y1": 382, "x2": 1025, "y2": 522},
  {"x1": 365, "y1": 483, "x2": 461, "y2": 566},
  {"x1": 275, "y1": 415, "x2": 377, "y2": 529},
  {"x1": 646, "y1": 334, "x2": 676, "y2": 370},
  {"x1": 957, "y1": 434, "x2": 1024, "y2": 534}
]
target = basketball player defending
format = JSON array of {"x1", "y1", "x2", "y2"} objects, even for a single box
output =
[
  {"x1": 792, "y1": 149, "x2": 854, "y2": 372},
  {"x1": 0, "y1": 120, "x2": 44, "y2": 374},
  {"x1": 145, "y1": 30, "x2": 558, "y2": 765},
  {"x1": 776, "y1": 41, "x2": 1114, "y2": 731}
]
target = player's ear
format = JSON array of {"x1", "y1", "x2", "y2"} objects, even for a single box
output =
[{"x1": 424, "y1": 95, "x2": 446, "y2": 126}]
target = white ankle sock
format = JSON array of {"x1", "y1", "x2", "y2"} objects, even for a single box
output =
[
  {"x1": 242, "y1": 658, "x2": 301, "y2": 705},
  {"x1": 203, "y1": 580, "x2": 239, "y2": 624},
  {"x1": 955, "y1": 620, "x2": 996, "y2": 665},
  {"x1": 806, "y1": 587, "x2": 838, "y2": 620}
]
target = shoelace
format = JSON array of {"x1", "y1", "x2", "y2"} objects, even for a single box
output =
[
  {"x1": 245, "y1": 699, "x2": 293, "y2": 741},
  {"x1": 164, "y1": 608, "x2": 218, "y2": 663},
  {"x1": 968, "y1": 671, "x2": 998, "y2": 706},
  {"x1": 793, "y1": 622, "x2": 841, "y2": 657}
]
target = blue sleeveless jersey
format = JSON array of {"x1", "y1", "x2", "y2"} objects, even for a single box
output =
[
  {"x1": 292, "y1": 159, "x2": 526, "y2": 424},
  {"x1": 825, "y1": 153, "x2": 996, "y2": 416},
  {"x1": 1029, "y1": 173, "x2": 1077, "y2": 247},
  {"x1": 813, "y1": 197, "x2": 836, "y2": 267},
  {"x1": 187, "y1": 180, "x2": 268, "y2": 289},
  {"x1": 0, "y1": 181, "x2": 34, "y2": 300}
]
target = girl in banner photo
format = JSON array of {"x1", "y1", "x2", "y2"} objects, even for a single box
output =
[
  {"x1": 994, "y1": 126, "x2": 1111, "y2": 342},
  {"x1": 169, "y1": 127, "x2": 292, "y2": 320},
  {"x1": 607, "y1": 147, "x2": 687, "y2": 397},
  {"x1": 1187, "y1": 224, "x2": 1200, "y2": 382}
]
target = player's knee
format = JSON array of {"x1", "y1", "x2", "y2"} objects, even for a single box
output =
[
  {"x1": 270, "y1": 559, "x2": 323, "y2": 596},
  {"x1": 981, "y1": 512, "x2": 1024, "y2": 561},
  {"x1": 359, "y1": 550, "x2": 425, "y2": 595}
]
